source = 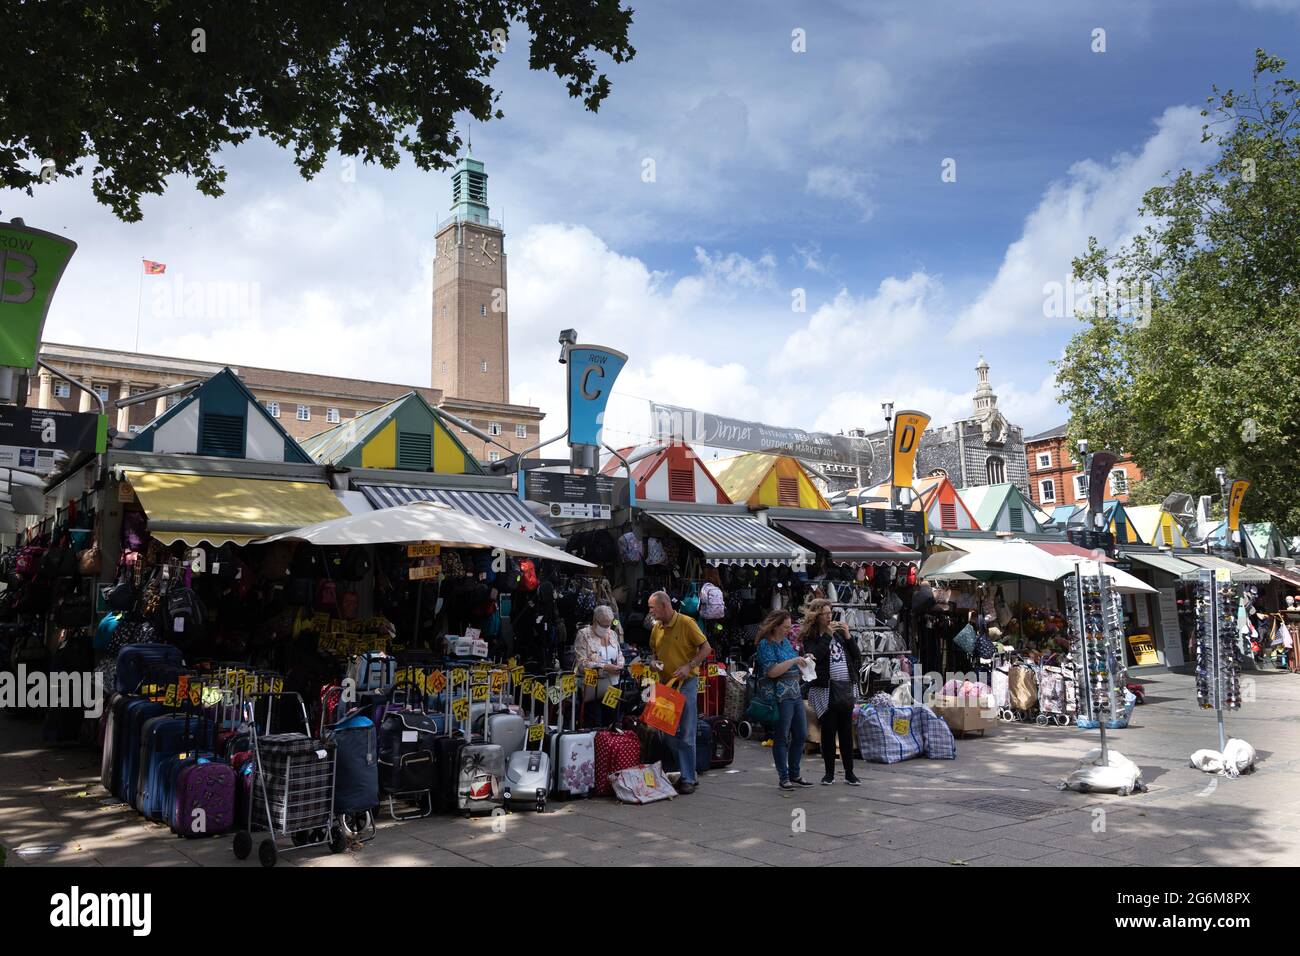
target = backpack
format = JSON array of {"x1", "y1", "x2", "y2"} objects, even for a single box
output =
[
  {"x1": 699, "y1": 583, "x2": 726, "y2": 620},
  {"x1": 645, "y1": 538, "x2": 667, "y2": 566},
  {"x1": 166, "y1": 587, "x2": 205, "y2": 639},
  {"x1": 618, "y1": 532, "x2": 643, "y2": 563},
  {"x1": 519, "y1": 559, "x2": 539, "y2": 591}
]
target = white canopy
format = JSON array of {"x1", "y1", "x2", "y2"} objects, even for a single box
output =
[
  {"x1": 256, "y1": 500, "x2": 596, "y2": 568},
  {"x1": 934, "y1": 541, "x2": 1157, "y2": 594}
]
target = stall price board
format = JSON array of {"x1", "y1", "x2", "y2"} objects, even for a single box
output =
[
  {"x1": 407, "y1": 543, "x2": 441, "y2": 557},
  {"x1": 408, "y1": 565, "x2": 440, "y2": 581},
  {"x1": 1127, "y1": 633, "x2": 1160, "y2": 667}
]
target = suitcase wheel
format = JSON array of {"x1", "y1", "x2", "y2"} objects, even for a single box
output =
[
  {"x1": 258, "y1": 839, "x2": 277, "y2": 868},
  {"x1": 233, "y1": 831, "x2": 252, "y2": 860},
  {"x1": 329, "y1": 827, "x2": 346, "y2": 854}
]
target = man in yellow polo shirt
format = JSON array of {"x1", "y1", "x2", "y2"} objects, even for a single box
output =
[{"x1": 648, "y1": 590, "x2": 712, "y2": 794}]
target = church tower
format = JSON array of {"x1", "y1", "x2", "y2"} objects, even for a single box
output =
[
  {"x1": 972, "y1": 355, "x2": 997, "y2": 419},
  {"x1": 432, "y1": 149, "x2": 509, "y2": 403}
]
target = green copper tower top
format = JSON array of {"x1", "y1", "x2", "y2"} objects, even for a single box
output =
[{"x1": 450, "y1": 149, "x2": 490, "y2": 225}]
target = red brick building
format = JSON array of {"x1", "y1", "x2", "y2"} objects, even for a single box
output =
[{"x1": 1025, "y1": 424, "x2": 1144, "y2": 509}]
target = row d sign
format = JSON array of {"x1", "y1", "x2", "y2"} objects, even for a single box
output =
[{"x1": 0, "y1": 220, "x2": 78, "y2": 369}]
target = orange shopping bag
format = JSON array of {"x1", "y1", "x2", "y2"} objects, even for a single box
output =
[{"x1": 641, "y1": 678, "x2": 686, "y2": 736}]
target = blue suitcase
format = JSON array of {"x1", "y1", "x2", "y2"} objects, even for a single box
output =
[
  {"x1": 694, "y1": 719, "x2": 712, "y2": 775},
  {"x1": 137, "y1": 716, "x2": 210, "y2": 817},
  {"x1": 114, "y1": 700, "x2": 165, "y2": 800},
  {"x1": 115, "y1": 644, "x2": 185, "y2": 694}
]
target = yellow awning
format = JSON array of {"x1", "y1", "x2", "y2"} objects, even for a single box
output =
[{"x1": 126, "y1": 470, "x2": 350, "y2": 546}]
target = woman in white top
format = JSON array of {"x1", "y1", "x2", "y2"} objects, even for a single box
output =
[{"x1": 573, "y1": 605, "x2": 625, "y2": 727}]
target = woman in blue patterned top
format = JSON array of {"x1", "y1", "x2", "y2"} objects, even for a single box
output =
[{"x1": 755, "y1": 610, "x2": 816, "y2": 790}]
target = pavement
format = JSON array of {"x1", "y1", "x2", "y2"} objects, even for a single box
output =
[{"x1": 4, "y1": 667, "x2": 1300, "y2": 867}]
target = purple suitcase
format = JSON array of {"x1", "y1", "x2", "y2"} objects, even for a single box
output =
[{"x1": 175, "y1": 761, "x2": 236, "y2": 838}]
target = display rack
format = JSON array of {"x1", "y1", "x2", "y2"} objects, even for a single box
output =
[
  {"x1": 1065, "y1": 561, "x2": 1129, "y2": 760},
  {"x1": 1195, "y1": 567, "x2": 1241, "y2": 750}
]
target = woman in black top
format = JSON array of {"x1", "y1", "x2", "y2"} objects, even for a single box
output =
[{"x1": 800, "y1": 598, "x2": 863, "y2": 785}]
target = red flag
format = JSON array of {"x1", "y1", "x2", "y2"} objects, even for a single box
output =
[{"x1": 143, "y1": 260, "x2": 166, "y2": 275}]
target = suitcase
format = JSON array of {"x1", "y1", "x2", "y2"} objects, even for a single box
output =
[
  {"x1": 697, "y1": 660, "x2": 724, "y2": 717},
  {"x1": 100, "y1": 693, "x2": 133, "y2": 793},
  {"x1": 115, "y1": 643, "x2": 184, "y2": 695},
  {"x1": 474, "y1": 680, "x2": 526, "y2": 761},
  {"x1": 174, "y1": 759, "x2": 236, "y2": 837},
  {"x1": 348, "y1": 651, "x2": 396, "y2": 693},
  {"x1": 503, "y1": 677, "x2": 550, "y2": 812},
  {"x1": 456, "y1": 678, "x2": 504, "y2": 815},
  {"x1": 548, "y1": 686, "x2": 596, "y2": 800},
  {"x1": 704, "y1": 715, "x2": 735, "y2": 768},
  {"x1": 378, "y1": 710, "x2": 440, "y2": 796},
  {"x1": 432, "y1": 680, "x2": 467, "y2": 814},
  {"x1": 114, "y1": 699, "x2": 165, "y2": 799},
  {"x1": 594, "y1": 727, "x2": 642, "y2": 797},
  {"x1": 694, "y1": 717, "x2": 712, "y2": 775},
  {"x1": 137, "y1": 714, "x2": 210, "y2": 817},
  {"x1": 328, "y1": 713, "x2": 378, "y2": 814}
]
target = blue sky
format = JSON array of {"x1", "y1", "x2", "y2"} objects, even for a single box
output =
[{"x1": 5, "y1": 0, "x2": 1298, "y2": 451}]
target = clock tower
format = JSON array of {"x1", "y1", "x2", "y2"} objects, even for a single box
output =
[{"x1": 432, "y1": 150, "x2": 509, "y2": 404}]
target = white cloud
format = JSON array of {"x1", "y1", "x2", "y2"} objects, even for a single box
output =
[
  {"x1": 954, "y1": 105, "x2": 1214, "y2": 341},
  {"x1": 692, "y1": 247, "x2": 777, "y2": 289},
  {"x1": 805, "y1": 165, "x2": 875, "y2": 220}
]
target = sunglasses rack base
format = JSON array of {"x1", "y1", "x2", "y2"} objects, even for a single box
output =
[{"x1": 1195, "y1": 568, "x2": 1242, "y2": 751}]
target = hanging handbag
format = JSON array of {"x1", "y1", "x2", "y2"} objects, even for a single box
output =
[
  {"x1": 77, "y1": 542, "x2": 102, "y2": 577},
  {"x1": 680, "y1": 583, "x2": 700, "y2": 617}
]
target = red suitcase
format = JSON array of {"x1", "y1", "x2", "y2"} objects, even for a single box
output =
[
  {"x1": 697, "y1": 660, "x2": 724, "y2": 717},
  {"x1": 593, "y1": 728, "x2": 642, "y2": 797}
]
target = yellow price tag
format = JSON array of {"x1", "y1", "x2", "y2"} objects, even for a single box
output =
[
  {"x1": 165, "y1": 684, "x2": 178, "y2": 707},
  {"x1": 177, "y1": 675, "x2": 190, "y2": 700},
  {"x1": 629, "y1": 662, "x2": 643, "y2": 678},
  {"x1": 531, "y1": 681, "x2": 547, "y2": 703},
  {"x1": 561, "y1": 674, "x2": 578, "y2": 696},
  {"x1": 527, "y1": 722, "x2": 545, "y2": 743},
  {"x1": 707, "y1": 663, "x2": 720, "y2": 678},
  {"x1": 243, "y1": 675, "x2": 256, "y2": 696},
  {"x1": 471, "y1": 684, "x2": 489, "y2": 703},
  {"x1": 547, "y1": 686, "x2": 563, "y2": 705},
  {"x1": 584, "y1": 668, "x2": 598, "y2": 687},
  {"x1": 893, "y1": 717, "x2": 911, "y2": 735},
  {"x1": 490, "y1": 671, "x2": 507, "y2": 692},
  {"x1": 507, "y1": 656, "x2": 518, "y2": 668},
  {"x1": 602, "y1": 686, "x2": 623, "y2": 709},
  {"x1": 451, "y1": 668, "x2": 468, "y2": 686},
  {"x1": 510, "y1": 665, "x2": 524, "y2": 685},
  {"x1": 643, "y1": 768, "x2": 657, "y2": 788},
  {"x1": 189, "y1": 685, "x2": 201, "y2": 707},
  {"x1": 271, "y1": 678, "x2": 284, "y2": 696},
  {"x1": 472, "y1": 663, "x2": 490, "y2": 676},
  {"x1": 427, "y1": 670, "x2": 447, "y2": 694},
  {"x1": 452, "y1": 699, "x2": 470, "y2": 722}
]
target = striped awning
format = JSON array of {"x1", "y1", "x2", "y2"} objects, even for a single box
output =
[
  {"x1": 646, "y1": 511, "x2": 813, "y2": 567},
  {"x1": 1176, "y1": 553, "x2": 1272, "y2": 584},
  {"x1": 356, "y1": 483, "x2": 560, "y2": 542},
  {"x1": 1261, "y1": 564, "x2": 1300, "y2": 589},
  {"x1": 1125, "y1": 552, "x2": 1201, "y2": 578}
]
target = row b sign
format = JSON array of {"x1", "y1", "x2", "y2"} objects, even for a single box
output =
[{"x1": 0, "y1": 220, "x2": 78, "y2": 369}]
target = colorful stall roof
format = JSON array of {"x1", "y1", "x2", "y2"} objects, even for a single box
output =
[
  {"x1": 706, "y1": 453, "x2": 829, "y2": 510},
  {"x1": 298, "y1": 391, "x2": 483, "y2": 475},
  {"x1": 125, "y1": 367, "x2": 311, "y2": 463},
  {"x1": 955, "y1": 483, "x2": 1044, "y2": 533},
  {"x1": 601, "y1": 442, "x2": 731, "y2": 504}
]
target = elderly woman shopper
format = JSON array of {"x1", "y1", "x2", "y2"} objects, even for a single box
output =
[
  {"x1": 574, "y1": 604, "x2": 625, "y2": 727},
  {"x1": 802, "y1": 598, "x2": 863, "y2": 786}
]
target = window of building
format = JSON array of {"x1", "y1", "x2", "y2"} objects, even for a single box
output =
[
  {"x1": 1109, "y1": 469, "x2": 1128, "y2": 495},
  {"x1": 94, "y1": 385, "x2": 110, "y2": 402},
  {"x1": 265, "y1": 401, "x2": 280, "y2": 418},
  {"x1": 480, "y1": 305, "x2": 487, "y2": 316},
  {"x1": 1074, "y1": 474, "x2": 1088, "y2": 500},
  {"x1": 480, "y1": 360, "x2": 488, "y2": 373},
  {"x1": 1039, "y1": 479, "x2": 1056, "y2": 503},
  {"x1": 488, "y1": 422, "x2": 501, "y2": 436},
  {"x1": 326, "y1": 408, "x2": 340, "y2": 424},
  {"x1": 1036, "y1": 452, "x2": 1052, "y2": 470},
  {"x1": 54, "y1": 381, "x2": 71, "y2": 398},
  {"x1": 515, "y1": 424, "x2": 527, "y2": 438},
  {"x1": 297, "y1": 405, "x2": 310, "y2": 421},
  {"x1": 488, "y1": 451, "x2": 500, "y2": 463},
  {"x1": 985, "y1": 456, "x2": 1006, "y2": 484}
]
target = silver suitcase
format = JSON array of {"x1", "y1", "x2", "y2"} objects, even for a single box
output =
[{"x1": 504, "y1": 676, "x2": 549, "y2": 811}]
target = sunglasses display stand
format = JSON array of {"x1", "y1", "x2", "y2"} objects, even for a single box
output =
[
  {"x1": 1195, "y1": 568, "x2": 1241, "y2": 751},
  {"x1": 1065, "y1": 561, "x2": 1130, "y2": 763}
]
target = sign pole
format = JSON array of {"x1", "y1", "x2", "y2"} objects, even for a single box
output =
[{"x1": 134, "y1": 260, "x2": 145, "y2": 353}]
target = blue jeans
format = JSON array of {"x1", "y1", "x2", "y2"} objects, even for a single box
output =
[
  {"x1": 772, "y1": 697, "x2": 806, "y2": 782},
  {"x1": 664, "y1": 677, "x2": 699, "y2": 784}
]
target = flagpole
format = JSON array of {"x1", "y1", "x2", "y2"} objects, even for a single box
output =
[{"x1": 134, "y1": 260, "x2": 144, "y2": 352}]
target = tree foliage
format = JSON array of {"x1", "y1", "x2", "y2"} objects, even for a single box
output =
[
  {"x1": 0, "y1": 0, "x2": 635, "y2": 221},
  {"x1": 1056, "y1": 50, "x2": 1300, "y2": 536}
]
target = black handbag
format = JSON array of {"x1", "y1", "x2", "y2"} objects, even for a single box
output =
[
  {"x1": 101, "y1": 575, "x2": 136, "y2": 613},
  {"x1": 829, "y1": 679, "x2": 856, "y2": 712}
]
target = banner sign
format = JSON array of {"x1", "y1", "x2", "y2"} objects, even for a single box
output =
[
  {"x1": 0, "y1": 405, "x2": 107, "y2": 474},
  {"x1": 650, "y1": 402, "x2": 873, "y2": 466},
  {"x1": 1086, "y1": 451, "x2": 1118, "y2": 526},
  {"x1": 0, "y1": 221, "x2": 77, "y2": 368},
  {"x1": 889, "y1": 410, "x2": 930, "y2": 491},
  {"x1": 860, "y1": 507, "x2": 924, "y2": 539},
  {"x1": 523, "y1": 471, "x2": 628, "y2": 521},
  {"x1": 1226, "y1": 479, "x2": 1250, "y2": 533},
  {"x1": 567, "y1": 345, "x2": 627, "y2": 448}
]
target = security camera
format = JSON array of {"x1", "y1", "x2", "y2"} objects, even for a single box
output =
[{"x1": 558, "y1": 328, "x2": 578, "y2": 363}]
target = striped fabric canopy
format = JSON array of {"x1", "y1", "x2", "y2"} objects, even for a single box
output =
[
  {"x1": 646, "y1": 511, "x2": 814, "y2": 567},
  {"x1": 356, "y1": 483, "x2": 560, "y2": 542}
]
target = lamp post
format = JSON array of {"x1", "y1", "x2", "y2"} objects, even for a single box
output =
[{"x1": 883, "y1": 401, "x2": 895, "y2": 508}]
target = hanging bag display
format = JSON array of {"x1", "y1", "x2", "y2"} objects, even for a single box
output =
[
  {"x1": 680, "y1": 583, "x2": 700, "y2": 618},
  {"x1": 644, "y1": 538, "x2": 668, "y2": 566},
  {"x1": 618, "y1": 531, "x2": 643, "y2": 563}
]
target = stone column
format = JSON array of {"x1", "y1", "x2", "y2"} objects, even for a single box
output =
[
  {"x1": 155, "y1": 392, "x2": 169, "y2": 418},
  {"x1": 78, "y1": 381, "x2": 94, "y2": 413},
  {"x1": 116, "y1": 382, "x2": 133, "y2": 433},
  {"x1": 37, "y1": 372, "x2": 52, "y2": 408}
]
